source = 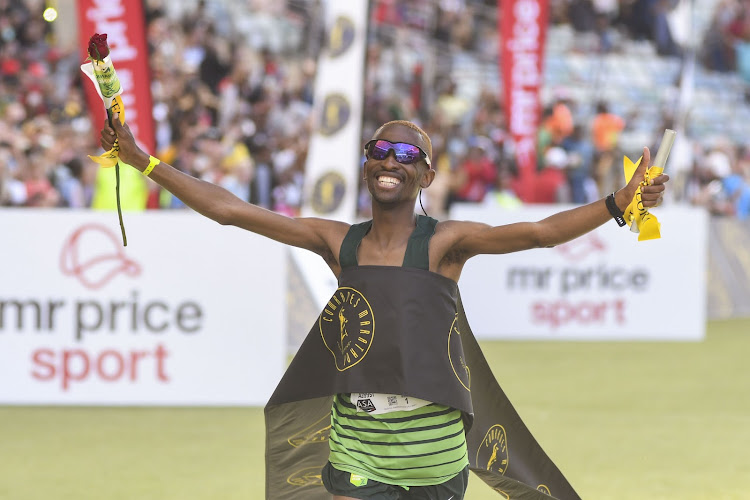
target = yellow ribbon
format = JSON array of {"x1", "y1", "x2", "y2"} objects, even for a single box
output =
[
  {"x1": 622, "y1": 155, "x2": 663, "y2": 241},
  {"x1": 87, "y1": 95, "x2": 125, "y2": 167}
]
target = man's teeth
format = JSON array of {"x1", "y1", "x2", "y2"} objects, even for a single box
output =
[{"x1": 378, "y1": 177, "x2": 401, "y2": 186}]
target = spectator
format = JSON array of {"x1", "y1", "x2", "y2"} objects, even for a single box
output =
[
  {"x1": 651, "y1": 0, "x2": 682, "y2": 57},
  {"x1": 22, "y1": 146, "x2": 60, "y2": 207},
  {"x1": 0, "y1": 142, "x2": 26, "y2": 206},
  {"x1": 701, "y1": 0, "x2": 739, "y2": 72},
  {"x1": 535, "y1": 146, "x2": 571, "y2": 203},
  {"x1": 547, "y1": 97, "x2": 575, "y2": 145},
  {"x1": 434, "y1": 79, "x2": 471, "y2": 128},
  {"x1": 694, "y1": 147, "x2": 750, "y2": 219},
  {"x1": 563, "y1": 125, "x2": 597, "y2": 204},
  {"x1": 484, "y1": 163, "x2": 522, "y2": 209},
  {"x1": 568, "y1": 0, "x2": 597, "y2": 33},
  {"x1": 451, "y1": 137, "x2": 497, "y2": 203},
  {"x1": 54, "y1": 158, "x2": 88, "y2": 208},
  {"x1": 2, "y1": 0, "x2": 749, "y2": 220},
  {"x1": 537, "y1": 96, "x2": 574, "y2": 173},
  {"x1": 591, "y1": 101, "x2": 625, "y2": 197}
]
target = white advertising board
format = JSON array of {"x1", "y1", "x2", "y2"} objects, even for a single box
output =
[
  {"x1": 0, "y1": 210, "x2": 286, "y2": 405},
  {"x1": 450, "y1": 204, "x2": 707, "y2": 340}
]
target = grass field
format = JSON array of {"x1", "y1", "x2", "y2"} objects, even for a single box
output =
[{"x1": 1, "y1": 318, "x2": 749, "y2": 500}]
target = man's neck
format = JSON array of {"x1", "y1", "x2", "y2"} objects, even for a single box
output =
[{"x1": 368, "y1": 204, "x2": 418, "y2": 246}]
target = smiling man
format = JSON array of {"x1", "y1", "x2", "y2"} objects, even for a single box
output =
[{"x1": 101, "y1": 117, "x2": 668, "y2": 500}]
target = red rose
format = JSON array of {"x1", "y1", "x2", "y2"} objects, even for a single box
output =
[{"x1": 87, "y1": 33, "x2": 109, "y2": 61}]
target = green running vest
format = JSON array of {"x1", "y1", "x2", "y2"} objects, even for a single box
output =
[
  {"x1": 264, "y1": 216, "x2": 581, "y2": 500},
  {"x1": 329, "y1": 215, "x2": 469, "y2": 486}
]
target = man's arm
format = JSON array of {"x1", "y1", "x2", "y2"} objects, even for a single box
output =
[
  {"x1": 101, "y1": 115, "x2": 348, "y2": 269},
  {"x1": 448, "y1": 147, "x2": 668, "y2": 257}
]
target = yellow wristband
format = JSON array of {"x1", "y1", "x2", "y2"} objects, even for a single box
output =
[{"x1": 143, "y1": 155, "x2": 160, "y2": 177}]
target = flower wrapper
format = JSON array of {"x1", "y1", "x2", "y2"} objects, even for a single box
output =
[
  {"x1": 81, "y1": 34, "x2": 125, "y2": 167},
  {"x1": 80, "y1": 54, "x2": 123, "y2": 108},
  {"x1": 622, "y1": 155, "x2": 663, "y2": 241}
]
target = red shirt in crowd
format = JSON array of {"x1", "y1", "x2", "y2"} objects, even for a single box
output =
[{"x1": 455, "y1": 156, "x2": 496, "y2": 202}]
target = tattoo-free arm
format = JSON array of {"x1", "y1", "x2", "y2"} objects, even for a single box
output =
[
  {"x1": 101, "y1": 115, "x2": 348, "y2": 260},
  {"x1": 452, "y1": 147, "x2": 669, "y2": 257}
]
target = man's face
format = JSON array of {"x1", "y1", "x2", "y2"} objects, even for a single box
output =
[{"x1": 363, "y1": 124, "x2": 434, "y2": 206}]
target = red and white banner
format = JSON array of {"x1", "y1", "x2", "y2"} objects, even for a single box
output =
[
  {"x1": 450, "y1": 203, "x2": 708, "y2": 340},
  {"x1": 499, "y1": 0, "x2": 548, "y2": 202},
  {"x1": 77, "y1": 0, "x2": 155, "y2": 153},
  {"x1": 0, "y1": 211, "x2": 286, "y2": 405}
]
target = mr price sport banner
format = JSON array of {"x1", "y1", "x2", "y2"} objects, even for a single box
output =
[
  {"x1": 0, "y1": 211, "x2": 286, "y2": 405},
  {"x1": 450, "y1": 204, "x2": 708, "y2": 341}
]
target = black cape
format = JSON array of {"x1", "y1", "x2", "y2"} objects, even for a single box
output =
[{"x1": 265, "y1": 266, "x2": 580, "y2": 500}]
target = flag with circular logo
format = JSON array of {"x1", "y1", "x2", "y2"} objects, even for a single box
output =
[{"x1": 301, "y1": 0, "x2": 367, "y2": 222}]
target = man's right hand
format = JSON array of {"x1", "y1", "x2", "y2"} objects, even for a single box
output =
[{"x1": 100, "y1": 113, "x2": 150, "y2": 170}]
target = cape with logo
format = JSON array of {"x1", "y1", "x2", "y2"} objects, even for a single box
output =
[{"x1": 265, "y1": 266, "x2": 581, "y2": 500}]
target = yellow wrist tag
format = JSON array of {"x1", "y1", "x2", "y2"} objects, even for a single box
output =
[{"x1": 143, "y1": 156, "x2": 160, "y2": 177}]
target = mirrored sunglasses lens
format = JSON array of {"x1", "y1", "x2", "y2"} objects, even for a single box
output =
[
  {"x1": 393, "y1": 144, "x2": 421, "y2": 164},
  {"x1": 370, "y1": 141, "x2": 391, "y2": 159},
  {"x1": 367, "y1": 140, "x2": 424, "y2": 164}
]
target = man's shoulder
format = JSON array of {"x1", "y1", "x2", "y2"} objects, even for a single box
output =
[
  {"x1": 433, "y1": 219, "x2": 490, "y2": 244},
  {"x1": 297, "y1": 216, "x2": 351, "y2": 229},
  {"x1": 295, "y1": 217, "x2": 352, "y2": 244},
  {"x1": 435, "y1": 219, "x2": 486, "y2": 232}
]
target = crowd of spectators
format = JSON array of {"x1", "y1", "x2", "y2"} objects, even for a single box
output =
[
  {"x1": 1, "y1": 0, "x2": 317, "y2": 213},
  {"x1": 701, "y1": 0, "x2": 750, "y2": 79},
  {"x1": 1, "y1": 0, "x2": 749, "y2": 221}
]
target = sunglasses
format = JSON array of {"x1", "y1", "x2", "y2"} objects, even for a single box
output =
[{"x1": 364, "y1": 139, "x2": 431, "y2": 166}]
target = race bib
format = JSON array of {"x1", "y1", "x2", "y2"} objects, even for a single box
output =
[{"x1": 351, "y1": 393, "x2": 431, "y2": 415}]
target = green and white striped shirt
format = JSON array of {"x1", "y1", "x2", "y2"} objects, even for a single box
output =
[{"x1": 328, "y1": 393, "x2": 468, "y2": 487}]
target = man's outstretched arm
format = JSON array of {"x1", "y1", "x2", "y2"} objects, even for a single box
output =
[
  {"x1": 101, "y1": 115, "x2": 348, "y2": 265},
  {"x1": 448, "y1": 147, "x2": 669, "y2": 257}
]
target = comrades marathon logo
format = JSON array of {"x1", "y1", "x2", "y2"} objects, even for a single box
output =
[
  {"x1": 537, "y1": 484, "x2": 552, "y2": 495},
  {"x1": 287, "y1": 413, "x2": 331, "y2": 447},
  {"x1": 448, "y1": 314, "x2": 470, "y2": 391},
  {"x1": 318, "y1": 93, "x2": 350, "y2": 136},
  {"x1": 327, "y1": 16, "x2": 355, "y2": 57},
  {"x1": 311, "y1": 171, "x2": 346, "y2": 214},
  {"x1": 320, "y1": 287, "x2": 374, "y2": 371},
  {"x1": 476, "y1": 424, "x2": 509, "y2": 475},
  {"x1": 286, "y1": 466, "x2": 324, "y2": 487}
]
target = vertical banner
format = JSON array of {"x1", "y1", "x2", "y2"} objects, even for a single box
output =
[
  {"x1": 500, "y1": 0, "x2": 548, "y2": 202},
  {"x1": 77, "y1": 0, "x2": 155, "y2": 154},
  {"x1": 302, "y1": 0, "x2": 368, "y2": 222}
]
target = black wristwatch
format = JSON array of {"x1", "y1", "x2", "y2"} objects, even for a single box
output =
[{"x1": 606, "y1": 192, "x2": 627, "y2": 227}]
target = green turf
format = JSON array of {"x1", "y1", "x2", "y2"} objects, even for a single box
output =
[{"x1": 1, "y1": 318, "x2": 749, "y2": 500}]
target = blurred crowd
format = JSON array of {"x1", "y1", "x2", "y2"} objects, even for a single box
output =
[
  {"x1": 1, "y1": 0, "x2": 749, "y2": 220},
  {"x1": 701, "y1": 0, "x2": 750, "y2": 78}
]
